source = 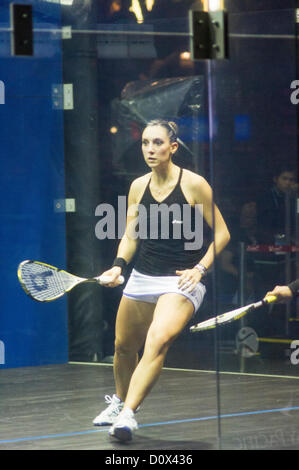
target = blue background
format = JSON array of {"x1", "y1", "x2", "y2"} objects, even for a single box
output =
[{"x1": 0, "y1": 0, "x2": 68, "y2": 368}]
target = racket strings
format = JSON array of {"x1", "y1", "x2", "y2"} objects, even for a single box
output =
[{"x1": 19, "y1": 263, "x2": 73, "y2": 301}]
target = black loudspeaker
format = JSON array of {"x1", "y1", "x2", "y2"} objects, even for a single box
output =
[{"x1": 10, "y1": 3, "x2": 33, "y2": 56}]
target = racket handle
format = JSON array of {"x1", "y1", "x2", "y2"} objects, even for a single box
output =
[
  {"x1": 264, "y1": 295, "x2": 277, "y2": 304},
  {"x1": 97, "y1": 274, "x2": 125, "y2": 286}
]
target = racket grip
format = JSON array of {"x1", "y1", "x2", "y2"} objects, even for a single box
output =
[
  {"x1": 97, "y1": 274, "x2": 125, "y2": 286},
  {"x1": 264, "y1": 295, "x2": 277, "y2": 304}
]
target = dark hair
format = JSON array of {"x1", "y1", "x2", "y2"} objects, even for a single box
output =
[
  {"x1": 145, "y1": 119, "x2": 178, "y2": 143},
  {"x1": 273, "y1": 164, "x2": 296, "y2": 178}
]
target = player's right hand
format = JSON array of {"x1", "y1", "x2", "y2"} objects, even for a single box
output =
[
  {"x1": 264, "y1": 285, "x2": 292, "y2": 303},
  {"x1": 98, "y1": 266, "x2": 123, "y2": 288}
]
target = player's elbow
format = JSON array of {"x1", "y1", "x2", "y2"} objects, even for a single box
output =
[
  {"x1": 219, "y1": 227, "x2": 230, "y2": 251},
  {"x1": 214, "y1": 229, "x2": 230, "y2": 255},
  {"x1": 224, "y1": 228, "x2": 231, "y2": 246}
]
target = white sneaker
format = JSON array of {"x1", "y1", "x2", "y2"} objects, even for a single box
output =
[
  {"x1": 93, "y1": 394, "x2": 124, "y2": 426},
  {"x1": 109, "y1": 408, "x2": 138, "y2": 442}
]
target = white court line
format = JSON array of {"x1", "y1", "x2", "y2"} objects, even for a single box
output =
[{"x1": 68, "y1": 361, "x2": 299, "y2": 380}]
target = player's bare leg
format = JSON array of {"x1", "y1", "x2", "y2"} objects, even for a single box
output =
[
  {"x1": 123, "y1": 293, "x2": 194, "y2": 411},
  {"x1": 93, "y1": 296, "x2": 154, "y2": 426},
  {"x1": 109, "y1": 294, "x2": 194, "y2": 441},
  {"x1": 113, "y1": 296, "x2": 155, "y2": 401}
]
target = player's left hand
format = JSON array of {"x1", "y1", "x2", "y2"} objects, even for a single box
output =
[{"x1": 176, "y1": 268, "x2": 202, "y2": 293}]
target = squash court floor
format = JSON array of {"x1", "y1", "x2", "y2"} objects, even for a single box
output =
[{"x1": 1, "y1": 362, "x2": 299, "y2": 451}]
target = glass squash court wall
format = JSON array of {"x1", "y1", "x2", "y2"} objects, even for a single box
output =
[
  {"x1": 209, "y1": 3, "x2": 299, "y2": 449},
  {"x1": 210, "y1": 6, "x2": 298, "y2": 373},
  {"x1": 62, "y1": 0, "x2": 299, "y2": 450},
  {"x1": 1, "y1": 0, "x2": 298, "y2": 450},
  {"x1": 59, "y1": 0, "x2": 299, "y2": 449}
]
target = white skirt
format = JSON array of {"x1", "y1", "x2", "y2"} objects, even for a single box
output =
[{"x1": 123, "y1": 269, "x2": 206, "y2": 314}]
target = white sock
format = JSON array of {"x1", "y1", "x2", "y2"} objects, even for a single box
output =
[
  {"x1": 113, "y1": 394, "x2": 123, "y2": 403},
  {"x1": 121, "y1": 407, "x2": 134, "y2": 418}
]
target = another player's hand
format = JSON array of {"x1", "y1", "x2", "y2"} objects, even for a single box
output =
[
  {"x1": 176, "y1": 268, "x2": 202, "y2": 293},
  {"x1": 98, "y1": 266, "x2": 122, "y2": 288},
  {"x1": 264, "y1": 285, "x2": 293, "y2": 303}
]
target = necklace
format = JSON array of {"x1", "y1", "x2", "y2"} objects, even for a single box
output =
[
  {"x1": 150, "y1": 167, "x2": 179, "y2": 196},
  {"x1": 151, "y1": 181, "x2": 173, "y2": 196}
]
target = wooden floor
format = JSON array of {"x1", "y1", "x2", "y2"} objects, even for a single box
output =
[{"x1": 1, "y1": 363, "x2": 299, "y2": 451}]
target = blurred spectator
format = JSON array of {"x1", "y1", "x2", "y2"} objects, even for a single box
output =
[
  {"x1": 256, "y1": 166, "x2": 297, "y2": 245},
  {"x1": 98, "y1": 0, "x2": 137, "y2": 23},
  {"x1": 218, "y1": 201, "x2": 259, "y2": 308},
  {"x1": 144, "y1": 0, "x2": 195, "y2": 79},
  {"x1": 239, "y1": 201, "x2": 259, "y2": 245}
]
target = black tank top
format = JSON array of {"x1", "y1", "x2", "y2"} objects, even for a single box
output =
[{"x1": 134, "y1": 168, "x2": 204, "y2": 276}]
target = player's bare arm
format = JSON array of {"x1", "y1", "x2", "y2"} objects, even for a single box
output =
[
  {"x1": 177, "y1": 171, "x2": 230, "y2": 290},
  {"x1": 101, "y1": 175, "x2": 151, "y2": 285}
]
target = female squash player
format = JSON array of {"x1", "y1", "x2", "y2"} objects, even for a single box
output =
[{"x1": 93, "y1": 119, "x2": 231, "y2": 442}]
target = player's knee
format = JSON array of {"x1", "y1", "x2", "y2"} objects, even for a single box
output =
[
  {"x1": 146, "y1": 327, "x2": 176, "y2": 355},
  {"x1": 114, "y1": 338, "x2": 138, "y2": 357}
]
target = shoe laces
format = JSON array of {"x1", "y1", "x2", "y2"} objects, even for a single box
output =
[
  {"x1": 104, "y1": 395, "x2": 115, "y2": 405},
  {"x1": 104, "y1": 395, "x2": 123, "y2": 413}
]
